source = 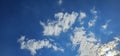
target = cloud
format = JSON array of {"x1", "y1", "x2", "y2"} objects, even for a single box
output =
[
  {"x1": 102, "y1": 19, "x2": 111, "y2": 30},
  {"x1": 18, "y1": 36, "x2": 64, "y2": 56},
  {"x1": 88, "y1": 7, "x2": 98, "y2": 27},
  {"x1": 70, "y1": 26, "x2": 120, "y2": 56},
  {"x1": 98, "y1": 37, "x2": 120, "y2": 56},
  {"x1": 91, "y1": 7, "x2": 97, "y2": 15},
  {"x1": 18, "y1": 7, "x2": 120, "y2": 56},
  {"x1": 40, "y1": 12, "x2": 78, "y2": 36},
  {"x1": 71, "y1": 27, "x2": 99, "y2": 56},
  {"x1": 79, "y1": 12, "x2": 86, "y2": 19},
  {"x1": 58, "y1": 0, "x2": 62, "y2": 5},
  {"x1": 79, "y1": 12, "x2": 86, "y2": 25},
  {"x1": 88, "y1": 18, "x2": 97, "y2": 27}
]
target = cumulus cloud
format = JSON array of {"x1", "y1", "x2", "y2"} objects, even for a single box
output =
[
  {"x1": 102, "y1": 19, "x2": 111, "y2": 30},
  {"x1": 18, "y1": 36, "x2": 64, "y2": 56},
  {"x1": 71, "y1": 27, "x2": 99, "y2": 56},
  {"x1": 40, "y1": 12, "x2": 78, "y2": 36},
  {"x1": 98, "y1": 37, "x2": 120, "y2": 56},
  {"x1": 70, "y1": 26, "x2": 120, "y2": 56}
]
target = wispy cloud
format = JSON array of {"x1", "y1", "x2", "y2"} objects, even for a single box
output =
[
  {"x1": 58, "y1": 0, "x2": 62, "y2": 5},
  {"x1": 102, "y1": 19, "x2": 111, "y2": 30},
  {"x1": 88, "y1": 18, "x2": 97, "y2": 27},
  {"x1": 91, "y1": 7, "x2": 97, "y2": 15},
  {"x1": 98, "y1": 37, "x2": 120, "y2": 56},
  {"x1": 88, "y1": 7, "x2": 98, "y2": 27},
  {"x1": 79, "y1": 12, "x2": 86, "y2": 25}
]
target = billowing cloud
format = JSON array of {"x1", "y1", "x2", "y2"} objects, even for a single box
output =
[
  {"x1": 18, "y1": 36, "x2": 64, "y2": 56},
  {"x1": 88, "y1": 18, "x2": 97, "y2": 27},
  {"x1": 91, "y1": 7, "x2": 98, "y2": 15},
  {"x1": 40, "y1": 12, "x2": 78, "y2": 36}
]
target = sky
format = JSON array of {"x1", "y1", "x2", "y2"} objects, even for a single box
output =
[{"x1": 0, "y1": 0, "x2": 120, "y2": 56}]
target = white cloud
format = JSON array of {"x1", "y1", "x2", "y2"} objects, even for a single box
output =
[
  {"x1": 79, "y1": 12, "x2": 86, "y2": 19},
  {"x1": 106, "y1": 50, "x2": 120, "y2": 56},
  {"x1": 102, "y1": 19, "x2": 111, "y2": 30},
  {"x1": 88, "y1": 7, "x2": 98, "y2": 27},
  {"x1": 70, "y1": 27, "x2": 86, "y2": 47},
  {"x1": 18, "y1": 8, "x2": 120, "y2": 56},
  {"x1": 79, "y1": 12, "x2": 86, "y2": 25},
  {"x1": 98, "y1": 37, "x2": 120, "y2": 56},
  {"x1": 40, "y1": 22, "x2": 62, "y2": 36},
  {"x1": 18, "y1": 36, "x2": 64, "y2": 56},
  {"x1": 71, "y1": 27, "x2": 99, "y2": 56},
  {"x1": 40, "y1": 12, "x2": 78, "y2": 36},
  {"x1": 88, "y1": 18, "x2": 97, "y2": 27},
  {"x1": 70, "y1": 26, "x2": 120, "y2": 56},
  {"x1": 58, "y1": 0, "x2": 62, "y2": 5},
  {"x1": 91, "y1": 7, "x2": 97, "y2": 15}
]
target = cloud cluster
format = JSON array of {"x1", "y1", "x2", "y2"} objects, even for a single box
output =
[
  {"x1": 18, "y1": 36, "x2": 64, "y2": 56},
  {"x1": 18, "y1": 7, "x2": 120, "y2": 56},
  {"x1": 70, "y1": 8, "x2": 120, "y2": 56},
  {"x1": 70, "y1": 26, "x2": 120, "y2": 56},
  {"x1": 40, "y1": 12, "x2": 78, "y2": 36},
  {"x1": 70, "y1": 27, "x2": 99, "y2": 56}
]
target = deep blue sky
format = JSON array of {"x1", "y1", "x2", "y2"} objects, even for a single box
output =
[{"x1": 0, "y1": 0, "x2": 120, "y2": 56}]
